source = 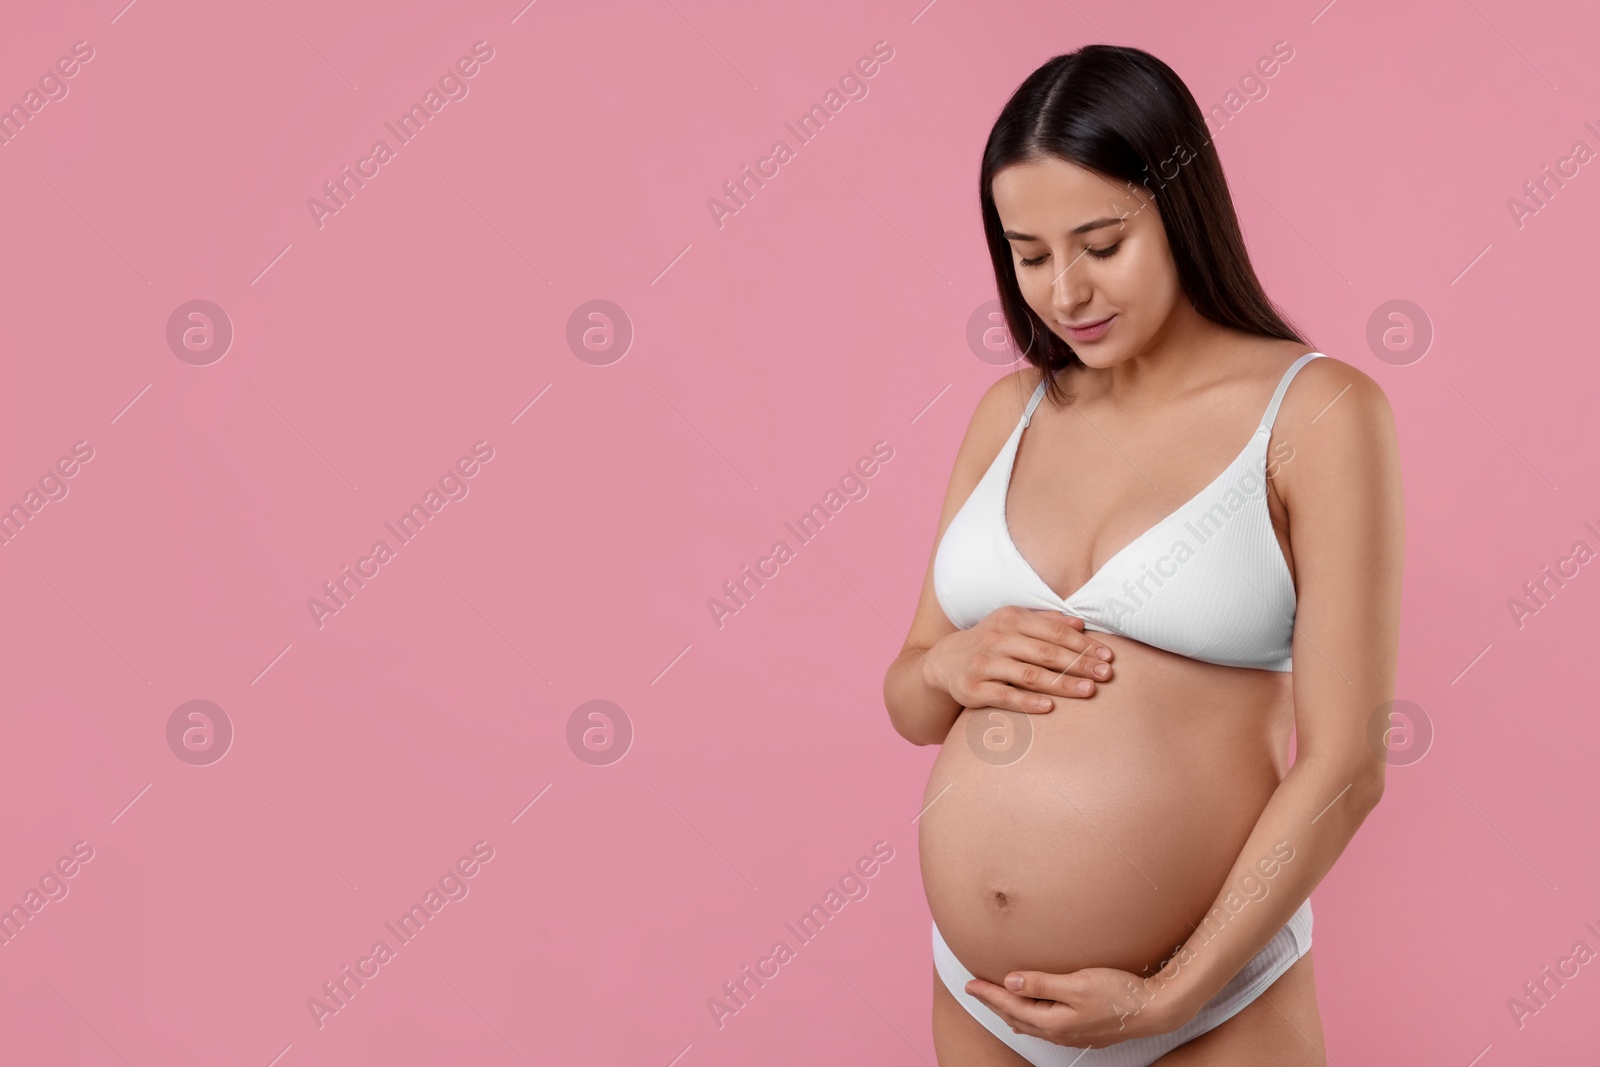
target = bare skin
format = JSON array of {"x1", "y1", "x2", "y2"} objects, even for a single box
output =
[{"x1": 884, "y1": 156, "x2": 1402, "y2": 1061}]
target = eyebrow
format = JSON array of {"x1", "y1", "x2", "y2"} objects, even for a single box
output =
[{"x1": 1002, "y1": 216, "x2": 1124, "y2": 241}]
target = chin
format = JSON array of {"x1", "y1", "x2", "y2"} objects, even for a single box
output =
[{"x1": 1067, "y1": 342, "x2": 1125, "y2": 369}]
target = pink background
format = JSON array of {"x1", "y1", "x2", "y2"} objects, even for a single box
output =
[{"x1": 1, "y1": 0, "x2": 1597, "y2": 1063}]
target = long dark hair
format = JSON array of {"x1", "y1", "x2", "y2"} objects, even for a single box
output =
[{"x1": 980, "y1": 45, "x2": 1308, "y2": 406}]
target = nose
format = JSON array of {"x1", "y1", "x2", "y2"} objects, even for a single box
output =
[{"x1": 1049, "y1": 248, "x2": 1093, "y2": 315}]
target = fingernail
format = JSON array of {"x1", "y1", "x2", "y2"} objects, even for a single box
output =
[
  {"x1": 1094, "y1": 664, "x2": 1109, "y2": 678},
  {"x1": 1096, "y1": 646, "x2": 1112, "y2": 660},
  {"x1": 1006, "y1": 974, "x2": 1024, "y2": 991},
  {"x1": 1077, "y1": 681, "x2": 1092, "y2": 694},
  {"x1": 1035, "y1": 696, "x2": 1053, "y2": 710}
]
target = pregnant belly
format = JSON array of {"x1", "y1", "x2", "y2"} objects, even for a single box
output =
[{"x1": 918, "y1": 632, "x2": 1292, "y2": 986}]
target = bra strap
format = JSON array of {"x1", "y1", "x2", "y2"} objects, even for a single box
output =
[
  {"x1": 1021, "y1": 377, "x2": 1049, "y2": 425},
  {"x1": 1258, "y1": 352, "x2": 1324, "y2": 432}
]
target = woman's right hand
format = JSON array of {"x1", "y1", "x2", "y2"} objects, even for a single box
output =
[{"x1": 921, "y1": 606, "x2": 1115, "y2": 713}]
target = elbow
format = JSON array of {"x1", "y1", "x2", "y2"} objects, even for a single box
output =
[
  {"x1": 885, "y1": 710, "x2": 939, "y2": 747},
  {"x1": 883, "y1": 701, "x2": 947, "y2": 747},
  {"x1": 1301, "y1": 736, "x2": 1388, "y2": 809},
  {"x1": 1353, "y1": 765, "x2": 1386, "y2": 812},
  {"x1": 889, "y1": 717, "x2": 921, "y2": 746},
  {"x1": 1304, "y1": 755, "x2": 1385, "y2": 816},
  {"x1": 883, "y1": 653, "x2": 948, "y2": 747}
]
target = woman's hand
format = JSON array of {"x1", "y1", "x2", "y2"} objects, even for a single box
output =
[
  {"x1": 963, "y1": 964, "x2": 1189, "y2": 1047},
  {"x1": 921, "y1": 605, "x2": 1114, "y2": 713}
]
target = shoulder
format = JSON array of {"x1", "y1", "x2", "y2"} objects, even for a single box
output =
[
  {"x1": 1268, "y1": 350, "x2": 1401, "y2": 508},
  {"x1": 959, "y1": 364, "x2": 1047, "y2": 449},
  {"x1": 1275, "y1": 350, "x2": 1395, "y2": 433},
  {"x1": 936, "y1": 365, "x2": 1045, "y2": 501}
]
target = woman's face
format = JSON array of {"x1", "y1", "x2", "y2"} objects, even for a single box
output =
[{"x1": 990, "y1": 156, "x2": 1183, "y2": 369}]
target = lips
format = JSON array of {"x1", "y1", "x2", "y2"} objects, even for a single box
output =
[{"x1": 1063, "y1": 314, "x2": 1115, "y2": 340}]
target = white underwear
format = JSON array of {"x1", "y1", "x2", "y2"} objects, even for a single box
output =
[{"x1": 933, "y1": 897, "x2": 1314, "y2": 1066}]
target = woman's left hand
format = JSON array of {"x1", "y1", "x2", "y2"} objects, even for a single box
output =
[{"x1": 963, "y1": 964, "x2": 1192, "y2": 1047}]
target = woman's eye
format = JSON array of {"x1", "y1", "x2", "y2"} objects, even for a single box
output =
[{"x1": 1020, "y1": 242, "x2": 1120, "y2": 267}]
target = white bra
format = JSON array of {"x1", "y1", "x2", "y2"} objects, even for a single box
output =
[{"x1": 933, "y1": 352, "x2": 1324, "y2": 672}]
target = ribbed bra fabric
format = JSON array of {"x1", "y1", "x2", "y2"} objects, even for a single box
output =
[{"x1": 933, "y1": 352, "x2": 1325, "y2": 671}]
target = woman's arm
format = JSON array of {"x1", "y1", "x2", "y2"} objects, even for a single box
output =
[
  {"x1": 884, "y1": 371, "x2": 1032, "y2": 746},
  {"x1": 883, "y1": 639, "x2": 964, "y2": 747},
  {"x1": 1146, "y1": 355, "x2": 1404, "y2": 1024},
  {"x1": 883, "y1": 369, "x2": 1115, "y2": 746}
]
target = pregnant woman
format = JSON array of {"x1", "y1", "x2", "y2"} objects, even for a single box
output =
[{"x1": 882, "y1": 46, "x2": 1404, "y2": 1065}]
